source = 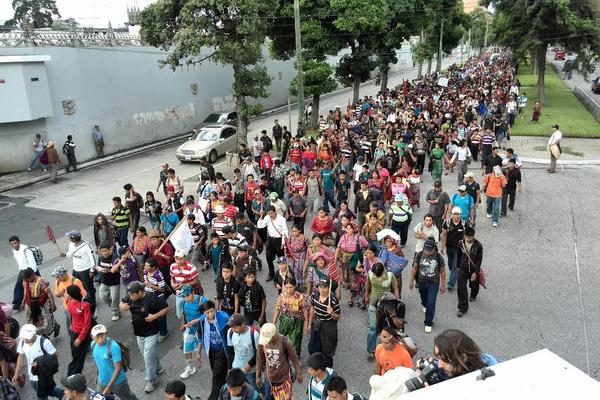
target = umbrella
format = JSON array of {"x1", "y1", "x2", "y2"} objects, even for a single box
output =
[{"x1": 377, "y1": 229, "x2": 400, "y2": 242}]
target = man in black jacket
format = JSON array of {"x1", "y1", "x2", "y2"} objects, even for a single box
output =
[
  {"x1": 456, "y1": 227, "x2": 483, "y2": 317},
  {"x1": 272, "y1": 120, "x2": 283, "y2": 153},
  {"x1": 354, "y1": 182, "x2": 373, "y2": 228}
]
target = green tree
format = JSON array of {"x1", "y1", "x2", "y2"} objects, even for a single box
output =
[
  {"x1": 268, "y1": 0, "x2": 346, "y2": 127},
  {"x1": 5, "y1": 0, "x2": 60, "y2": 29},
  {"x1": 289, "y1": 59, "x2": 338, "y2": 126},
  {"x1": 139, "y1": 0, "x2": 276, "y2": 142},
  {"x1": 331, "y1": 0, "x2": 389, "y2": 103},
  {"x1": 487, "y1": 0, "x2": 600, "y2": 104}
]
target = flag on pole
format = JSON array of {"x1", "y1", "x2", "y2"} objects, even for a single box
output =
[
  {"x1": 46, "y1": 225, "x2": 56, "y2": 243},
  {"x1": 169, "y1": 221, "x2": 194, "y2": 253}
]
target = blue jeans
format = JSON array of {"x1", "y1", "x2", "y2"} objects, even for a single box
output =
[
  {"x1": 367, "y1": 304, "x2": 379, "y2": 354},
  {"x1": 418, "y1": 281, "x2": 439, "y2": 327},
  {"x1": 158, "y1": 315, "x2": 168, "y2": 337},
  {"x1": 446, "y1": 247, "x2": 460, "y2": 288},
  {"x1": 322, "y1": 188, "x2": 335, "y2": 213},
  {"x1": 486, "y1": 196, "x2": 502, "y2": 224},
  {"x1": 116, "y1": 227, "x2": 129, "y2": 246},
  {"x1": 31, "y1": 380, "x2": 65, "y2": 400},
  {"x1": 28, "y1": 150, "x2": 44, "y2": 170},
  {"x1": 136, "y1": 334, "x2": 160, "y2": 382}
]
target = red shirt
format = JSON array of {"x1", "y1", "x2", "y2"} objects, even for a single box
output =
[
  {"x1": 289, "y1": 149, "x2": 302, "y2": 164},
  {"x1": 245, "y1": 182, "x2": 258, "y2": 202},
  {"x1": 67, "y1": 299, "x2": 92, "y2": 341},
  {"x1": 153, "y1": 241, "x2": 174, "y2": 268},
  {"x1": 170, "y1": 261, "x2": 199, "y2": 288}
]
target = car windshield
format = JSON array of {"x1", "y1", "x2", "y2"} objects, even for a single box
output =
[
  {"x1": 192, "y1": 130, "x2": 219, "y2": 141},
  {"x1": 203, "y1": 113, "x2": 228, "y2": 124}
]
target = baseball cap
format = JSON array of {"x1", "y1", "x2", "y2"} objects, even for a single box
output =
[
  {"x1": 277, "y1": 256, "x2": 287, "y2": 264},
  {"x1": 269, "y1": 192, "x2": 278, "y2": 200},
  {"x1": 451, "y1": 206, "x2": 462, "y2": 214},
  {"x1": 167, "y1": 185, "x2": 175, "y2": 192},
  {"x1": 458, "y1": 185, "x2": 467, "y2": 192},
  {"x1": 258, "y1": 323, "x2": 277, "y2": 346},
  {"x1": 174, "y1": 249, "x2": 188, "y2": 258},
  {"x1": 317, "y1": 278, "x2": 331, "y2": 288},
  {"x1": 395, "y1": 193, "x2": 407, "y2": 202},
  {"x1": 65, "y1": 230, "x2": 81, "y2": 239},
  {"x1": 464, "y1": 172, "x2": 474, "y2": 179},
  {"x1": 423, "y1": 238, "x2": 436, "y2": 250},
  {"x1": 51, "y1": 266, "x2": 68, "y2": 277},
  {"x1": 127, "y1": 281, "x2": 145, "y2": 293},
  {"x1": 91, "y1": 324, "x2": 107, "y2": 338},
  {"x1": 61, "y1": 374, "x2": 87, "y2": 393},
  {"x1": 117, "y1": 245, "x2": 130, "y2": 257},
  {"x1": 19, "y1": 324, "x2": 37, "y2": 340},
  {"x1": 180, "y1": 284, "x2": 194, "y2": 297},
  {"x1": 227, "y1": 313, "x2": 245, "y2": 327},
  {"x1": 433, "y1": 180, "x2": 442, "y2": 188}
]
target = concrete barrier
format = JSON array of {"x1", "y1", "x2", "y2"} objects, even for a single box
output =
[{"x1": 572, "y1": 86, "x2": 600, "y2": 123}]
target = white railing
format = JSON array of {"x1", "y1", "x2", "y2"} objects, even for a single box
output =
[{"x1": 0, "y1": 30, "x2": 142, "y2": 48}]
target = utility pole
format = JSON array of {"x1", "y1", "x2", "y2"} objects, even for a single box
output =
[
  {"x1": 484, "y1": 17, "x2": 490, "y2": 49},
  {"x1": 293, "y1": 0, "x2": 304, "y2": 128},
  {"x1": 437, "y1": 19, "x2": 444, "y2": 72},
  {"x1": 467, "y1": 28, "x2": 471, "y2": 59}
]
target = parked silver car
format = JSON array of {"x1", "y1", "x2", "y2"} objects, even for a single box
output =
[{"x1": 176, "y1": 124, "x2": 237, "y2": 163}]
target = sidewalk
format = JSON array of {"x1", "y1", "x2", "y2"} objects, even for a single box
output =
[{"x1": 509, "y1": 136, "x2": 600, "y2": 164}]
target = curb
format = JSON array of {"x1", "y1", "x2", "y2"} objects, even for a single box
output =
[
  {"x1": 520, "y1": 156, "x2": 600, "y2": 165},
  {"x1": 0, "y1": 134, "x2": 190, "y2": 193}
]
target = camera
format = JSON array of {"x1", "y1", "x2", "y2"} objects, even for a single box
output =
[{"x1": 404, "y1": 357, "x2": 447, "y2": 392}]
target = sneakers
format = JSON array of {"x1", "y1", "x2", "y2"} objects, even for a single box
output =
[
  {"x1": 367, "y1": 353, "x2": 375, "y2": 361},
  {"x1": 144, "y1": 382, "x2": 156, "y2": 393},
  {"x1": 447, "y1": 285, "x2": 455, "y2": 291},
  {"x1": 422, "y1": 307, "x2": 427, "y2": 313},
  {"x1": 486, "y1": 214, "x2": 492, "y2": 218},
  {"x1": 424, "y1": 326, "x2": 432, "y2": 333},
  {"x1": 492, "y1": 222, "x2": 498, "y2": 227},
  {"x1": 469, "y1": 296, "x2": 476, "y2": 302},
  {"x1": 180, "y1": 366, "x2": 197, "y2": 379},
  {"x1": 111, "y1": 315, "x2": 121, "y2": 321},
  {"x1": 158, "y1": 332, "x2": 169, "y2": 343},
  {"x1": 457, "y1": 311, "x2": 465, "y2": 317}
]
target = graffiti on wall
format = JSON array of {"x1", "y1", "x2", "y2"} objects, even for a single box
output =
[{"x1": 132, "y1": 103, "x2": 196, "y2": 126}]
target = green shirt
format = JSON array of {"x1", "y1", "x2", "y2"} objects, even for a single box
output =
[
  {"x1": 320, "y1": 169, "x2": 334, "y2": 190},
  {"x1": 369, "y1": 270, "x2": 396, "y2": 304}
]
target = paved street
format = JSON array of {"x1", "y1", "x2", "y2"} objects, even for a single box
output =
[
  {"x1": 1, "y1": 59, "x2": 599, "y2": 398},
  {"x1": 1, "y1": 158, "x2": 599, "y2": 399}
]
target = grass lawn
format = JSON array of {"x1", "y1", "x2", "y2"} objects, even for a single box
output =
[{"x1": 511, "y1": 63, "x2": 599, "y2": 138}]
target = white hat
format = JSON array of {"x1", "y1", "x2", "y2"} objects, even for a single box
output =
[
  {"x1": 394, "y1": 193, "x2": 407, "y2": 202},
  {"x1": 174, "y1": 249, "x2": 188, "y2": 258},
  {"x1": 258, "y1": 323, "x2": 277, "y2": 346},
  {"x1": 91, "y1": 324, "x2": 108, "y2": 338},
  {"x1": 19, "y1": 324, "x2": 37, "y2": 340},
  {"x1": 464, "y1": 172, "x2": 474, "y2": 179},
  {"x1": 451, "y1": 206, "x2": 462, "y2": 214},
  {"x1": 458, "y1": 184, "x2": 467, "y2": 191}
]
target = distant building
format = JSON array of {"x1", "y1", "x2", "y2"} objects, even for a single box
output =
[{"x1": 462, "y1": 0, "x2": 479, "y2": 13}]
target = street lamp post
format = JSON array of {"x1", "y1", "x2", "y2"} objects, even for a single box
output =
[{"x1": 293, "y1": 0, "x2": 304, "y2": 128}]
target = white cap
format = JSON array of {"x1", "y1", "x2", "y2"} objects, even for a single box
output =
[
  {"x1": 458, "y1": 184, "x2": 467, "y2": 191},
  {"x1": 91, "y1": 324, "x2": 108, "y2": 338},
  {"x1": 258, "y1": 323, "x2": 277, "y2": 346},
  {"x1": 174, "y1": 249, "x2": 188, "y2": 258},
  {"x1": 19, "y1": 324, "x2": 37, "y2": 340},
  {"x1": 451, "y1": 206, "x2": 462, "y2": 215}
]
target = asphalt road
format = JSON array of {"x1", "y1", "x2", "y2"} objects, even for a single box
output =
[
  {"x1": 2, "y1": 59, "x2": 599, "y2": 397},
  {"x1": 2, "y1": 159, "x2": 599, "y2": 399}
]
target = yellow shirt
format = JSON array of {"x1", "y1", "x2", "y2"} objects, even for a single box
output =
[{"x1": 55, "y1": 275, "x2": 87, "y2": 310}]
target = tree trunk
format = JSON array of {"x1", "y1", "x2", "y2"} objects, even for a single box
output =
[
  {"x1": 426, "y1": 58, "x2": 432, "y2": 75},
  {"x1": 536, "y1": 44, "x2": 547, "y2": 105},
  {"x1": 311, "y1": 93, "x2": 320, "y2": 129},
  {"x1": 417, "y1": 61, "x2": 423, "y2": 79},
  {"x1": 233, "y1": 63, "x2": 248, "y2": 148},
  {"x1": 353, "y1": 75, "x2": 360, "y2": 104},
  {"x1": 380, "y1": 67, "x2": 389, "y2": 93}
]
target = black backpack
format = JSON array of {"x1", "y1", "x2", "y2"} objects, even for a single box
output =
[{"x1": 9, "y1": 317, "x2": 19, "y2": 339}]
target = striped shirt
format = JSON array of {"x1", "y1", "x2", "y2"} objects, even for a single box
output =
[
  {"x1": 111, "y1": 206, "x2": 130, "y2": 228},
  {"x1": 211, "y1": 216, "x2": 233, "y2": 238},
  {"x1": 169, "y1": 261, "x2": 198, "y2": 295},
  {"x1": 144, "y1": 269, "x2": 166, "y2": 295},
  {"x1": 481, "y1": 133, "x2": 495, "y2": 146},
  {"x1": 310, "y1": 292, "x2": 340, "y2": 321},
  {"x1": 308, "y1": 367, "x2": 334, "y2": 400}
]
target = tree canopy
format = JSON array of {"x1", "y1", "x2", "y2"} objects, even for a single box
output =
[{"x1": 5, "y1": 0, "x2": 60, "y2": 29}]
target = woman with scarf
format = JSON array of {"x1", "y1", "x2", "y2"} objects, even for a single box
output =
[
  {"x1": 303, "y1": 235, "x2": 339, "y2": 286},
  {"x1": 272, "y1": 275, "x2": 309, "y2": 357},
  {"x1": 22, "y1": 268, "x2": 59, "y2": 338},
  {"x1": 305, "y1": 252, "x2": 341, "y2": 301},
  {"x1": 310, "y1": 207, "x2": 335, "y2": 247},
  {"x1": 335, "y1": 223, "x2": 368, "y2": 307},
  {"x1": 284, "y1": 225, "x2": 308, "y2": 291},
  {"x1": 378, "y1": 236, "x2": 408, "y2": 299}
]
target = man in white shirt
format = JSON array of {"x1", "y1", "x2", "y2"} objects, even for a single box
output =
[
  {"x1": 12, "y1": 324, "x2": 65, "y2": 398},
  {"x1": 450, "y1": 140, "x2": 472, "y2": 185},
  {"x1": 352, "y1": 156, "x2": 366, "y2": 195},
  {"x1": 60, "y1": 230, "x2": 97, "y2": 311},
  {"x1": 257, "y1": 206, "x2": 288, "y2": 282},
  {"x1": 547, "y1": 124, "x2": 562, "y2": 173},
  {"x1": 9, "y1": 235, "x2": 39, "y2": 310}
]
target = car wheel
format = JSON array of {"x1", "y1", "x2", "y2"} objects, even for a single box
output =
[{"x1": 209, "y1": 150, "x2": 217, "y2": 164}]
